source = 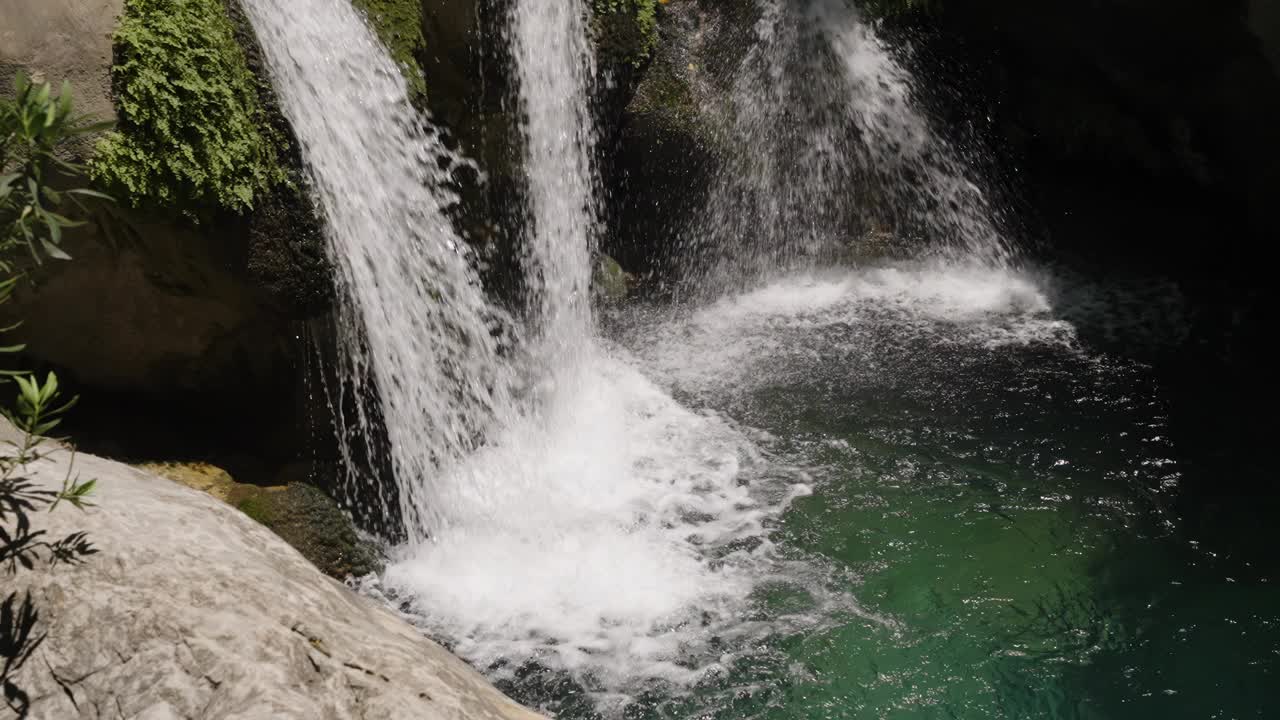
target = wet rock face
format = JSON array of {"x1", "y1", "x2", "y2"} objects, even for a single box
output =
[
  {"x1": 879, "y1": 0, "x2": 1280, "y2": 253},
  {"x1": 15, "y1": 437, "x2": 545, "y2": 720},
  {"x1": 238, "y1": 187, "x2": 333, "y2": 317},
  {"x1": 890, "y1": 0, "x2": 1280, "y2": 371},
  {"x1": 599, "y1": 0, "x2": 746, "y2": 284}
]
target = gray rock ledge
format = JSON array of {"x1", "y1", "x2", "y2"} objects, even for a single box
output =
[{"x1": 8, "y1": 428, "x2": 543, "y2": 720}]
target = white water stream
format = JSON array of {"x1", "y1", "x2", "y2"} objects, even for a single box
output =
[{"x1": 239, "y1": 0, "x2": 516, "y2": 541}]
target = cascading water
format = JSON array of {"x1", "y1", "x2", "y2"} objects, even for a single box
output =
[
  {"x1": 241, "y1": 0, "x2": 801, "y2": 699},
  {"x1": 238, "y1": 0, "x2": 517, "y2": 543},
  {"x1": 506, "y1": 0, "x2": 598, "y2": 366},
  {"x1": 326, "y1": 3, "x2": 815, "y2": 708},
  {"x1": 690, "y1": 0, "x2": 1012, "y2": 295},
  {"x1": 372, "y1": 0, "x2": 812, "y2": 703}
]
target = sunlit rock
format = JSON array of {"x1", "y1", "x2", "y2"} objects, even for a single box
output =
[{"x1": 13, "y1": 435, "x2": 544, "y2": 720}]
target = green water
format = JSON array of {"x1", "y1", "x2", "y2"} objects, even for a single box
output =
[{"x1": 500, "y1": 267, "x2": 1278, "y2": 719}]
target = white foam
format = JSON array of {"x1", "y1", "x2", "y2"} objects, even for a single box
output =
[
  {"x1": 629, "y1": 261, "x2": 1079, "y2": 396},
  {"x1": 383, "y1": 346, "x2": 810, "y2": 691}
]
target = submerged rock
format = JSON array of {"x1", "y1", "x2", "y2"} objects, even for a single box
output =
[{"x1": 14, "y1": 437, "x2": 544, "y2": 719}]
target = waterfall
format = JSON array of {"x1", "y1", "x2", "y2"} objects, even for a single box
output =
[
  {"x1": 691, "y1": 0, "x2": 1011, "y2": 295},
  {"x1": 240, "y1": 0, "x2": 1026, "y2": 711},
  {"x1": 238, "y1": 0, "x2": 516, "y2": 543},
  {"x1": 240, "y1": 0, "x2": 792, "y2": 695},
  {"x1": 372, "y1": 0, "x2": 806, "y2": 700},
  {"x1": 507, "y1": 0, "x2": 599, "y2": 370}
]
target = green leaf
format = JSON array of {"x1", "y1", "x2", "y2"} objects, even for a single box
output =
[
  {"x1": 43, "y1": 211, "x2": 81, "y2": 227},
  {"x1": 51, "y1": 394, "x2": 79, "y2": 415},
  {"x1": 69, "y1": 119, "x2": 115, "y2": 136},
  {"x1": 67, "y1": 188, "x2": 114, "y2": 202},
  {"x1": 14, "y1": 374, "x2": 39, "y2": 409},
  {"x1": 58, "y1": 81, "x2": 73, "y2": 118},
  {"x1": 40, "y1": 237, "x2": 72, "y2": 261}
]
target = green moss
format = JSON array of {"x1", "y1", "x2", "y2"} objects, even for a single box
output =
[
  {"x1": 593, "y1": 0, "x2": 660, "y2": 67},
  {"x1": 91, "y1": 0, "x2": 286, "y2": 214},
  {"x1": 593, "y1": 253, "x2": 630, "y2": 303},
  {"x1": 233, "y1": 483, "x2": 382, "y2": 579},
  {"x1": 351, "y1": 0, "x2": 428, "y2": 97},
  {"x1": 629, "y1": 52, "x2": 695, "y2": 119},
  {"x1": 235, "y1": 493, "x2": 274, "y2": 525}
]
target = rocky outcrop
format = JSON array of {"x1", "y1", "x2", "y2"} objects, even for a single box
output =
[
  {"x1": 0, "y1": 0, "x2": 332, "y2": 467},
  {"x1": 12, "y1": 432, "x2": 544, "y2": 720},
  {"x1": 3, "y1": 209, "x2": 291, "y2": 396}
]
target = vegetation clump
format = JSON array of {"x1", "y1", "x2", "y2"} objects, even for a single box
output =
[
  {"x1": 593, "y1": 0, "x2": 661, "y2": 67},
  {"x1": 92, "y1": 0, "x2": 286, "y2": 214},
  {"x1": 352, "y1": 0, "x2": 429, "y2": 97}
]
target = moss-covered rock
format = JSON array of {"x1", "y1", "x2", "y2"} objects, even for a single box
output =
[
  {"x1": 592, "y1": 253, "x2": 631, "y2": 303},
  {"x1": 601, "y1": 0, "x2": 734, "y2": 279},
  {"x1": 230, "y1": 483, "x2": 382, "y2": 579},
  {"x1": 144, "y1": 462, "x2": 382, "y2": 579},
  {"x1": 593, "y1": 0, "x2": 661, "y2": 68},
  {"x1": 352, "y1": 0, "x2": 428, "y2": 97},
  {"x1": 91, "y1": 0, "x2": 287, "y2": 214},
  {"x1": 624, "y1": 42, "x2": 705, "y2": 141}
]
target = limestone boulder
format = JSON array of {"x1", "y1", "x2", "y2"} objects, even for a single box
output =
[{"x1": 11, "y1": 433, "x2": 544, "y2": 720}]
